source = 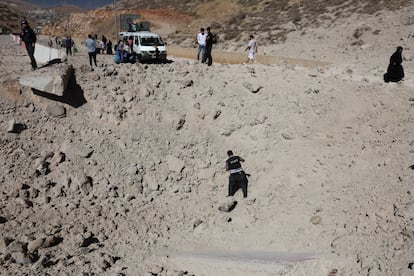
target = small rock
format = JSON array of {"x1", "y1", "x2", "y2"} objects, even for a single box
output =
[
  {"x1": 0, "y1": 238, "x2": 12, "y2": 253},
  {"x1": 222, "y1": 215, "x2": 232, "y2": 222},
  {"x1": 183, "y1": 185, "x2": 191, "y2": 193},
  {"x1": 11, "y1": 252, "x2": 32, "y2": 264},
  {"x1": 0, "y1": 215, "x2": 7, "y2": 224},
  {"x1": 143, "y1": 174, "x2": 159, "y2": 192},
  {"x1": 167, "y1": 155, "x2": 185, "y2": 173},
  {"x1": 183, "y1": 80, "x2": 194, "y2": 87},
  {"x1": 193, "y1": 219, "x2": 203, "y2": 229},
  {"x1": 28, "y1": 238, "x2": 44, "y2": 253},
  {"x1": 46, "y1": 105, "x2": 66, "y2": 118},
  {"x1": 310, "y1": 215, "x2": 322, "y2": 225},
  {"x1": 6, "y1": 119, "x2": 25, "y2": 133},
  {"x1": 119, "y1": 76, "x2": 127, "y2": 83},
  {"x1": 175, "y1": 115, "x2": 186, "y2": 130},
  {"x1": 218, "y1": 199, "x2": 237, "y2": 212},
  {"x1": 60, "y1": 140, "x2": 94, "y2": 158},
  {"x1": 243, "y1": 82, "x2": 263, "y2": 93},
  {"x1": 131, "y1": 130, "x2": 141, "y2": 142},
  {"x1": 281, "y1": 132, "x2": 295, "y2": 140},
  {"x1": 213, "y1": 110, "x2": 221, "y2": 119},
  {"x1": 6, "y1": 241, "x2": 26, "y2": 254}
]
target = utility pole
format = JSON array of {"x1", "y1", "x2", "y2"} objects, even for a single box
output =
[
  {"x1": 65, "y1": 0, "x2": 70, "y2": 36},
  {"x1": 114, "y1": 0, "x2": 119, "y2": 42}
]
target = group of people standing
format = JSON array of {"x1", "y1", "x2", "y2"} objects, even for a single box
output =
[
  {"x1": 197, "y1": 27, "x2": 258, "y2": 65},
  {"x1": 114, "y1": 37, "x2": 134, "y2": 64},
  {"x1": 196, "y1": 27, "x2": 214, "y2": 66}
]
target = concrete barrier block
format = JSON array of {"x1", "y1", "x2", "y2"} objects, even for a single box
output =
[{"x1": 19, "y1": 64, "x2": 73, "y2": 96}]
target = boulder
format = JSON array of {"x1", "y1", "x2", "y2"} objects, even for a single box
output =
[{"x1": 19, "y1": 64, "x2": 73, "y2": 96}]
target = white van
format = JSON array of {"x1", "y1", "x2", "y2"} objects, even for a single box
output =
[{"x1": 120, "y1": 31, "x2": 167, "y2": 62}]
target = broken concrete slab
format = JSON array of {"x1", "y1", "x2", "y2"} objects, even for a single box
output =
[{"x1": 19, "y1": 64, "x2": 73, "y2": 97}]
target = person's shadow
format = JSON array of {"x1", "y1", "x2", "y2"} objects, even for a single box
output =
[{"x1": 32, "y1": 68, "x2": 87, "y2": 108}]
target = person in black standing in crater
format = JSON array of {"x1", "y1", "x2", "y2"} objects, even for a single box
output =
[
  {"x1": 225, "y1": 150, "x2": 248, "y2": 198},
  {"x1": 20, "y1": 19, "x2": 37, "y2": 71},
  {"x1": 384, "y1": 46, "x2": 404, "y2": 83}
]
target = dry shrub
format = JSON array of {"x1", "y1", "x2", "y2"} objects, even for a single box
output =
[{"x1": 227, "y1": 12, "x2": 247, "y2": 26}]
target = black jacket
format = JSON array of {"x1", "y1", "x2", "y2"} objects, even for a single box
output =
[{"x1": 21, "y1": 26, "x2": 37, "y2": 44}]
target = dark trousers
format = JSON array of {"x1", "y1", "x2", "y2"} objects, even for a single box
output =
[
  {"x1": 203, "y1": 45, "x2": 212, "y2": 66},
  {"x1": 88, "y1": 52, "x2": 97, "y2": 66},
  {"x1": 25, "y1": 43, "x2": 37, "y2": 70},
  {"x1": 66, "y1": 46, "x2": 72, "y2": 56},
  {"x1": 228, "y1": 172, "x2": 248, "y2": 198}
]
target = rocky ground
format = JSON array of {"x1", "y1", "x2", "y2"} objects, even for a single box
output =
[{"x1": 1, "y1": 3, "x2": 414, "y2": 275}]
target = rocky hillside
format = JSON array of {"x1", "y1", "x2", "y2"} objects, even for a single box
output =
[{"x1": 40, "y1": 0, "x2": 412, "y2": 49}]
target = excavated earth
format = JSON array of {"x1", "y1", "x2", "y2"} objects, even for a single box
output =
[{"x1": 1, "y1": 3, "x2": 414, "y2": 275}]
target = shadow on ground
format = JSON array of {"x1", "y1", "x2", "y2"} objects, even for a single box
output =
[{"x1": 32, "y1": 72, "x2": 87, "y2": 108}]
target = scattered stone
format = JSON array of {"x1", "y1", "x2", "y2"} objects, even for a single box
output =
[
  {"x1": 281, "y1": 132, "x2": 295, "y2": 140},
  {"x1": 218, "y1": 199, "x2": 237, "y2": 212},
  {"x1": 60, "y1": 140, "x2": 94, "y2": 159},
  {"x1": 304, "y1": 88, "x2": 320, "y2": 94},
  {"x1": 245, "y1": 198, "x2": 256, "y2": 205},
  {"x1": 222, "y1": 215, "x2": 232, "y2": 222},
  {"x1": 310, "y1": 215, "x2": 322, "y2": 225},
  {"x1": 183, "y1": 185, "x2": 191, "y2": 193},
  {"x1": 143, "y1": 174, "x2": 159, "y2": 192},
  {"x1": 328, "y1": 268, "x2": 339, "y2": 276},
  {"x1": 6, "y1": 119, "x2": 25, "y2": 133},
  {"x1": 81, "y1": 234, "x2": 100, "y2": 247},
  {"x1": 176, "y1": 115, "x2": 186, "y2": 130},
  {"x1": 46, "y1": 104, "x2": 66, "y2": 118},
  {"x1": 27, "y1": 237, "x2": 44, "y2": 253},
  {"x1": 0, "y1": 238, "x2": 12, "y2": 253},
  {"x1": 243, "y1": 82, "x2": 263, "y2": 93},
  {"x1": 80, "y1": 64, "x2": 94, "y2": 73},
  {"x1": 11, "y1": 252, "x2": 32, "y2": 264},
  {"x1": 131, "y1": 130, "x2": 141, "y2": 142},
  {"x1": 167, "y1": 155, "x2": 185, "y2": 173},
  {"x1": 401, "y1": 228, "x2": 413, "y2": 239},
  {"x1": 213, "y1": 110, "x2": 221, "y2": 119},
  {"x1": 6, "y1": 240, "x2": 26, "y2": 254},
  {"x1": 183, "y1": 80, "x2": 194, "y2": 87},
  {"x1": 193, "y1": 219, "x2": 203, "y2": 229},
  {"x1": 90, "y1": 73, "x2": 100, "y2": 81},
  {"x1": 0, "y1": 215, "x2": 7, "y2": 224}
]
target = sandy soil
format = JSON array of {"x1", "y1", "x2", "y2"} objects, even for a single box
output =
[{"x1": 1, "y1": 4, "x2": 414, "y2": 276}]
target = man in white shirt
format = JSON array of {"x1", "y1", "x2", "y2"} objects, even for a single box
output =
[
  {"x1": 245, "y1": 34, "x2": 258, "y2": 64},
  {"x1": 85, "y1": 34, "x2": 97, "y2": 67},
  {"x1": 197, "y1": 27, "x2": 207, "y2": 63}
]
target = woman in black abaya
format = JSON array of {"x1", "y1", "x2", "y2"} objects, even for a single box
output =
[{"x1": 384, "y1": 46, "x2": 404, "y2": 82}]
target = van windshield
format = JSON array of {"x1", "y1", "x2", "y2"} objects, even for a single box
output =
[{"x1": 140, "y1": 36, "x2": 165, "y2": 46}]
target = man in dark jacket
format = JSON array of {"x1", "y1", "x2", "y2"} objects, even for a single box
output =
[
  {"x1": 225, "y1": 150, "x2": 248, "y2": 198},
  {"x1": 20, "y1": 19, "x2": 37, "y2": 70},
  {"x1": 203, "y1": 26, "x2": 213, "y2": 66},
  {"x1": 65, "y1": 36, "x2": 74, "y2": 56}
]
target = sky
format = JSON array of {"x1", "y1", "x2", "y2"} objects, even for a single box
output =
[{"x1": 24, "y1": 0, "x2": 115, "y2": 10}]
